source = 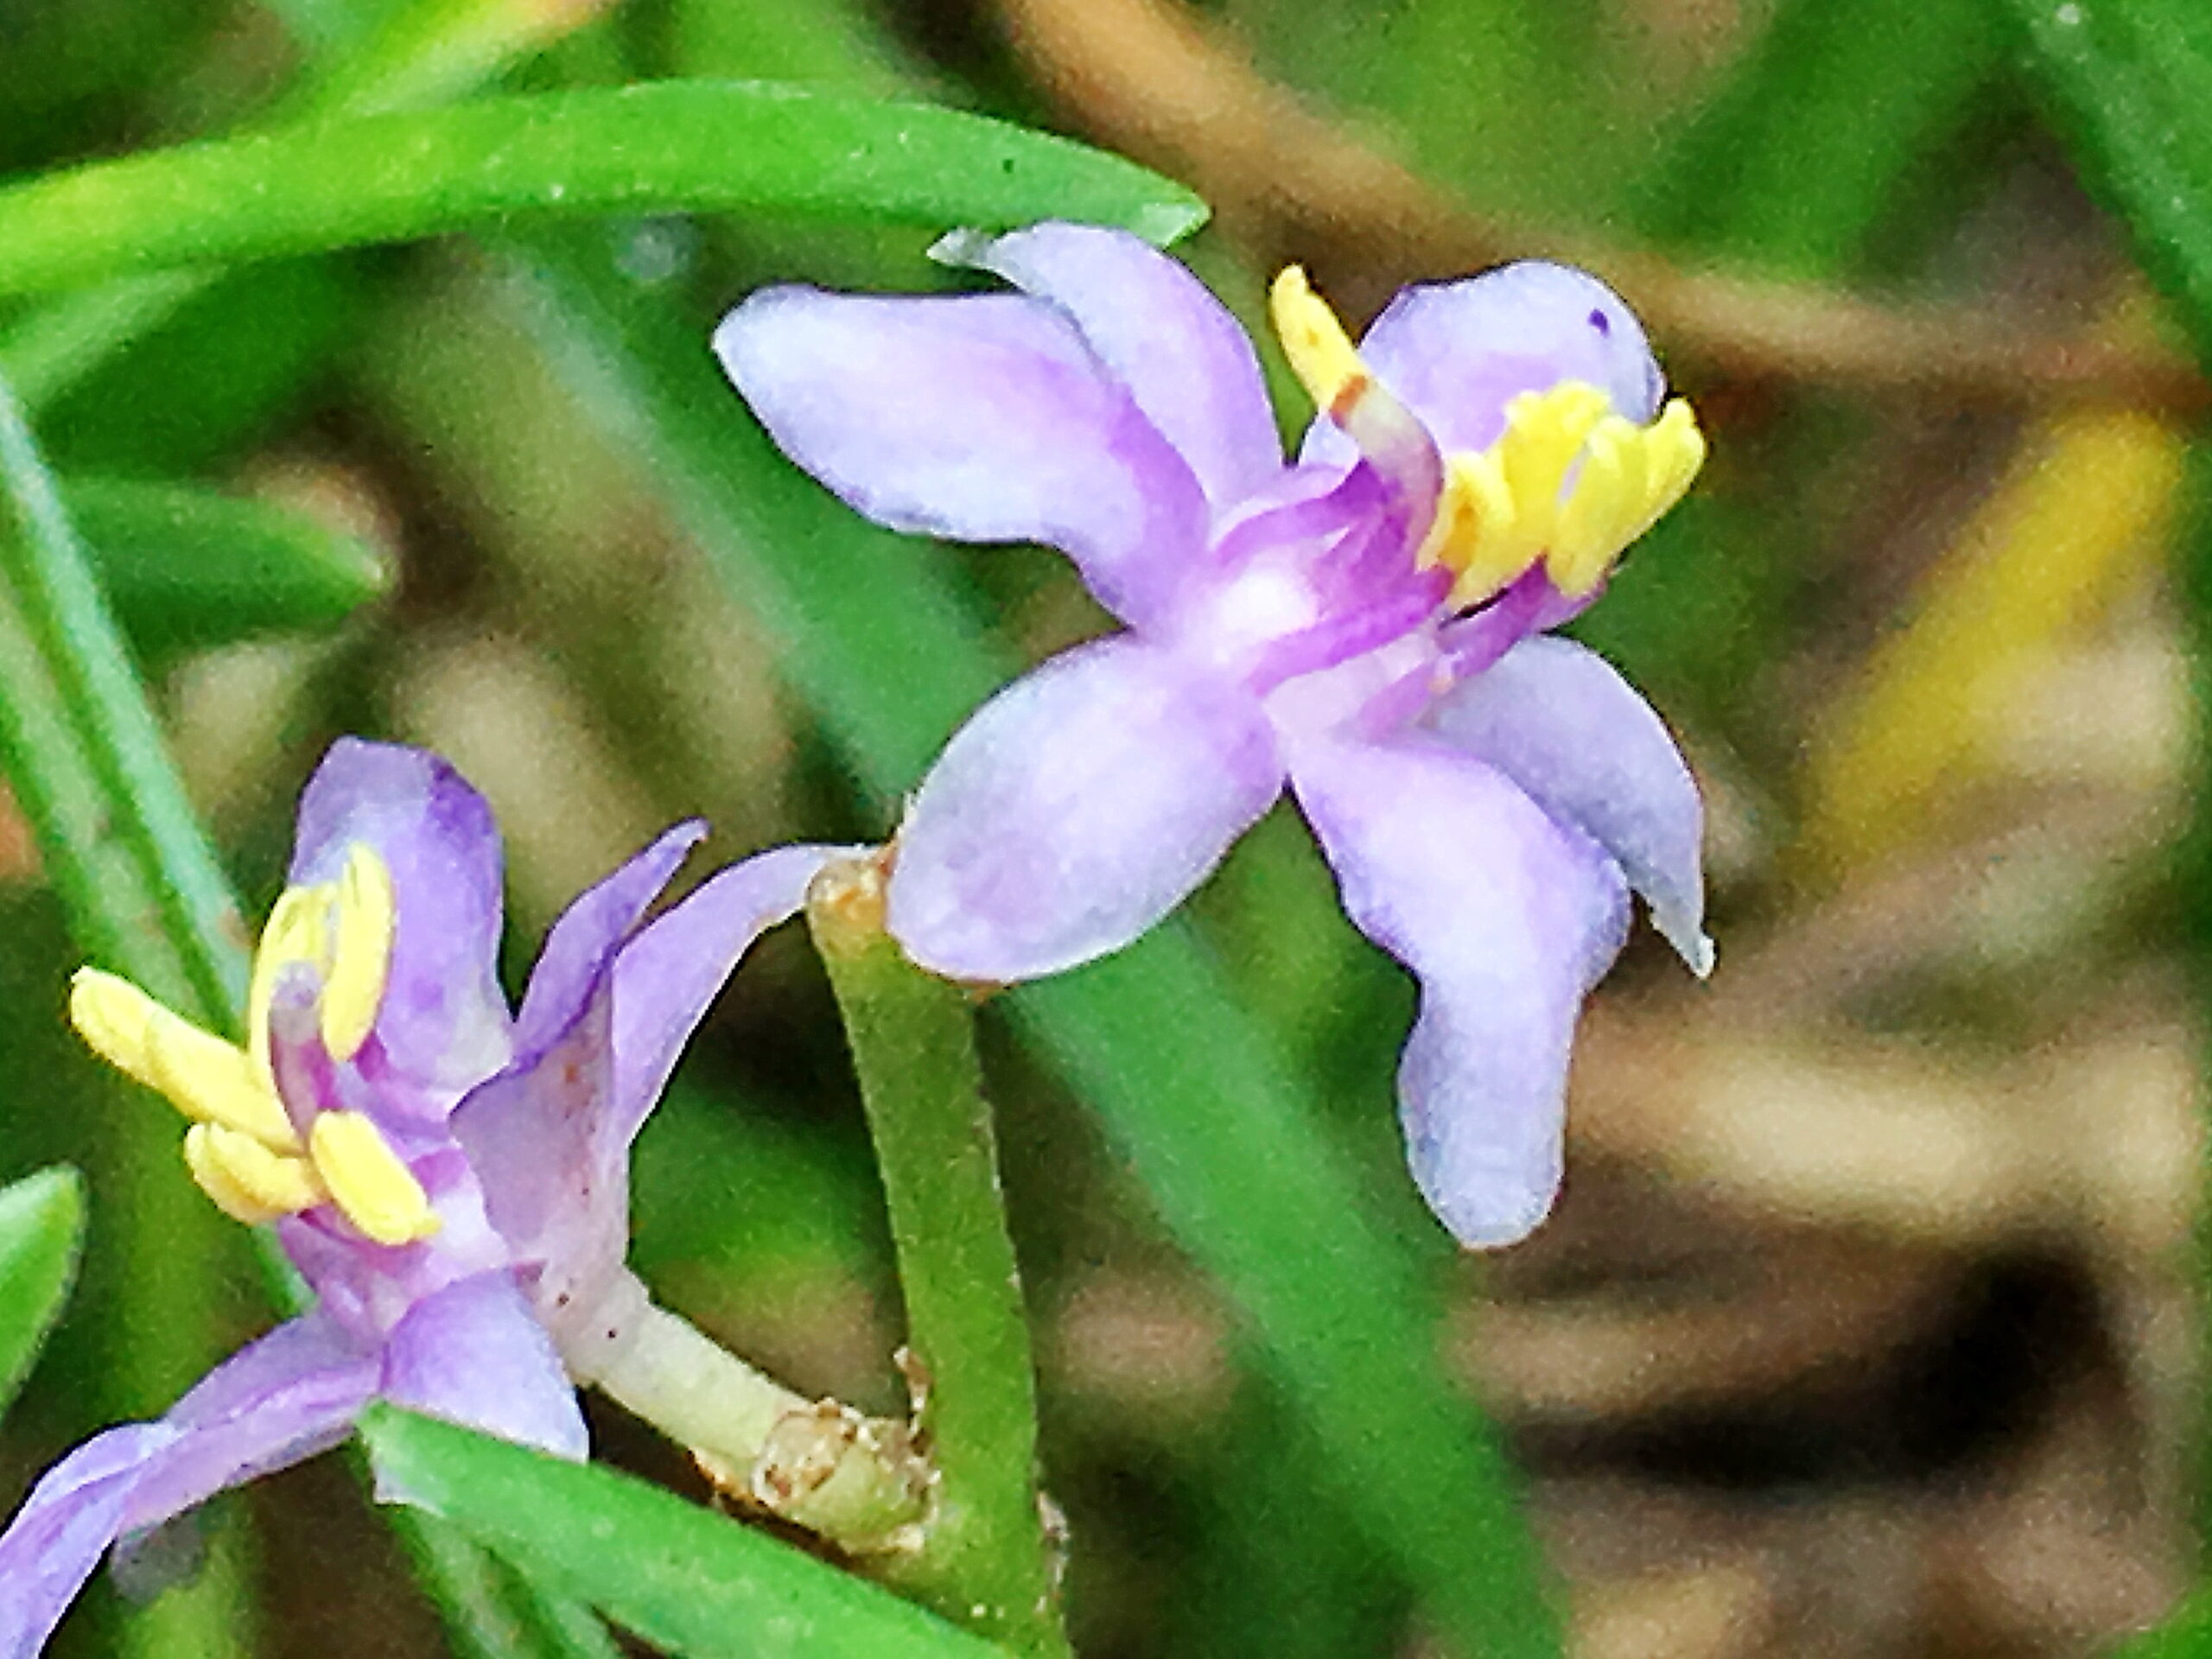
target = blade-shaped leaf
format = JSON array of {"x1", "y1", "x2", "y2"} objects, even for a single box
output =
[
  {"x1": 67, "y1": 475, "x2": 391, "y2": 656},
  {"x1": 2005, "y1": 0, "x2": 2212, "y2": 369},
  {"x1": 362, "y1": 1408, "x2": 1007, "y2": 1659},
  {"x1": 0, "y1": 1164, "x2": 85, "y2": 1419},
  {"x1": 0, "y1": 82, "x2": 1206, "y2": 299}
]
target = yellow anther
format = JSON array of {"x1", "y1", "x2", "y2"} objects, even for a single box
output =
[
  {"x1": 70, "y1": 968, "x2": 301, "y2": 1153},
  {"x1": 184, "y1": 1122, "x2": 325, "y2": 1225},
  {"x1": 321, "y1": 844, "x2": 395, "y2": 1063},
  {"x1": 1423, "y1": 383, "x2": 1707, "y2": 607},
  {"x1": 308, "y1": 1111, "x2": 439, "y2": 1246},
  {"x1": 1269, "y1": 266, "x2": 1367, "y2": 414},
  {"x1": 1548, "y1": 397, "x2": 1706, "y2": 597},
  {"x1": 248, "y1": 882, "x2": 333, "y2": 1076}
]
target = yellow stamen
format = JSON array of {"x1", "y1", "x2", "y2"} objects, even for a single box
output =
[
  {"x1": 1269, "y1": 266, "x2": 1366, "y2": 414},
  {"x1": 321, "y1": 844, "x2": 395, "y2": 1063},
  {"x1": 184, "y1": 1122, "x2": 324, "y2": 1224},
  {"x1": 309, "y1": 1110, "x2": 439, "y2": 1246},
  {"x1": 1422, "y1": 382, "x2": 1707, "y2": 607},
  {"x1": 70, "y1": 968, "x2": 300, "y2": 1152},
  {"x1": 248, "y1": 882, "x2": 332, "y2": 1076},
  {"x1": 1548, "y1": 397, "x2": 1706, "y2": 596}
]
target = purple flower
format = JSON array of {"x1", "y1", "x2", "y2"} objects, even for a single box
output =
[
  {"x1": 0, "y1": 739, "x2": 836, "y2": 1656},
  {"x1": 715, "y1": 223, "x2": 1712, "y2": 1248}
]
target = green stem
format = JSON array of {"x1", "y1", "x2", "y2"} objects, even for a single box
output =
[
  {"x1": 563, "y1": 1268, "x2": 926, "y2": 1548},
  {"x1": 808, "y1": 857, "x2": 1069, "y2": 1659}
]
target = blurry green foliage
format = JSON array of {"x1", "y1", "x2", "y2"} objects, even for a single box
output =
[{"x1": 0, "y1": 1166, "x2": 85, "y2": 1422}]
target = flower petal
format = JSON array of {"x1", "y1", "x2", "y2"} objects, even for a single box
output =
[
  {"x1": 514, "y1": 821, "x2": 707, "y2": 1061},
  {"x1": 449, "y1": 990, "x2": 622, "y2": 1332},
  {"x1": 610, "y1": 842, "x2": 855, "y2": 1149},
  {"x1": 0, "y1": 1424, "x2": 176, "y2": 1659},
  {"x1": 715, "y1": 286, "x2": 1208, "y2": 628},
  {"x1": 1290, "y1": 734, "x2": 1629, "y2": 1247},
  {"x1": 289, "y1": 740, "x2": 512, "y2": 1093},
  {"x1": 942, "y1": 223, "x2": 1281, "y2": 507},
  {"x1": 1309, "y1": 262, "x2": 1665, "y2": 465},
  {"x1": 1428, "y1": 636, "x2": 1710, "y2": 973},
  {"x1": 889, "y1": 636, "x2": 1284, "y2": 980},
  {"x1": 378, "y1": 1270, "x2": 587, "y2": 1464},
  {"x1": 120, "y1": 1313, "x2": 380, "y2": 1532}
]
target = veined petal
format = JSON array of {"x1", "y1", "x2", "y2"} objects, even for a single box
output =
[
  {"x1": 1290, "y1": 735, "x2": 1629, "y2": 1247},
  {"x1": 714, "y1": 286, "x2": 1209, "y2": 629},
  {"x1": 1308, "y1": 262, "x2": 1664, "y2": 466},
  {"x1": 889, "y1": 636, "x2": 1285, "y2": 981},
  {"x1": 378, "y1": 1271, "x2": 587, "y2": 1465},
  {"x1": 1428, "y1": 636, "x2": 1711, "y2": 973},
  {"x1": 0, "y1": 1424, "x2": 175, "y2": 1659},
  {"x1": 941, "y1": 222, "x2": 1282, "y2": 507},
  {"x1": 514, "y1": 821, "x2": 707, "y2": 1061},
  {"x1": 610, "y1": 842, "x2": 855, "y2": 1151},
  {"x1": 289, "y1": 740, "x2": 512, "y2": 1093}
]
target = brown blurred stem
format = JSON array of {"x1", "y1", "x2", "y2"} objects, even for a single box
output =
[{"x1": 993, "y1": 0, "x2": 2208, "y2": 417}]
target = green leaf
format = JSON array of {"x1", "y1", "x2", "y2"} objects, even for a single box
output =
[
  {"x1": 2113, "y1": 1583, "x2": 2212, "y2": 1656},
  {"x1": 67, "y1": 475, "x2": 391, "y2": 656},
  {"x1": 0, "y1": 1164, "x2": 85, "y2": 1418},
  {"x1": 361, "y1": 1408, "x2": 1007, "y2": 1659},
  {"x1": 2004, "y1": 0, "x2": 2212, "y2": 370},
  {"x1": 0, "y1": 371, "x2": 246, "y2": 1021},
  {"x1": 1633, "y1": 0, "x2": 2002, "y2": 275},
  {"x1": 391, "y1": 1510, "x2": 626, "y2": 1659},
  {"x1": 498, "y1": 233, "x2": 1558, "y2": 1658},
  {"x1": 0, "y1": 82, "x2": 1205, "y2": 300}
]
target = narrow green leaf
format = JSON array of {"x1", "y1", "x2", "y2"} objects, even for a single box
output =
[
  {"x1": 67, "y1": 475, "x2": 391, "y2": 655},
  {"x1": 0, "y1": 82, "x2": 1205, "y2": 300},
  {"x1": 1013, "y1": 948, "x2": 1555, "y2": 1659},
  {"x1": 2113, "y1": 1583, "x2": 2212, "y2": 1656},
  {"x1": 0, "y1": 371, "x2": 245, "y2": 1020},
  {"x1": 362, "y1": 1408, "x2": 1007, "y2": 1659},
  {"x1": 1633, "y1": 0, "x2": 2002, "y2": 274},
  {"x1": 2004, "y1": 0, "x2": 2212, "y2": 369},
  {"x1": 497, "y1": 234, "x2": 1558, "y2": 1657},
  {"x1": 0, "y1": 1164, "x2": 85, "y2": 1419},
  {"x1": 391, "y1": 1510, "x2": 626, "y2": 1659}
]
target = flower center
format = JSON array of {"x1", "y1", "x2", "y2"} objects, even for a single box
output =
[
  {"x1": 67, "y1": 841, "x2": 440, "y2": 1246},
  {"x1": 1268, "y1": 266, "x2": 1707, "y2": 609}
]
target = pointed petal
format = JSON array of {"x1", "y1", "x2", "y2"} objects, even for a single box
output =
[
  {"x1": 379, "y1": 1271, "x2": 587, "y2": 1465},
  {"x1": 289, "y1": 740, "x2": 512, "y2": 1092},
  {"x1": 449, "y1": 992, "x2": 622, "y2": 1329},
  {"x1": 889, "y1": 637, "x2": 1284, "y2": 980},
  {"x1": 1428, "y1": 636, "x2": 1711, "y2": 973},
  {"x1": 1290, "y1": 735, "x2": 1628, "y2": 1247},
  {"x1": 120, "y1": 1313, "x2": 380, "y2": 1532},
  {"x1": 0, "y1": 1424, "x2": 176, "y2": 1659},
  {"x1": 611, "y1": 842, "x2": 855, "y2": 1149},
  {"x1": 514, "y1": 821, "x2": 707, "y2": 1059},
  {"x1": 1307, "y1": 262, "x2": 1665, "y2": 468},
  {"x1": 714, "y1": 286, "x2": 1208, "y2": 628},
  {"x1": 943, "y1": 223, "x2": 1281, "y2": 506}
]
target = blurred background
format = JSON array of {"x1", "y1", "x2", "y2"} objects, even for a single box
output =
[{"x1": 0, "y1": 0, "x2": 2202, "y2": 1653}]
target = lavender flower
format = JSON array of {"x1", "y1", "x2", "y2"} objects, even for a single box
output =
[
  {"x1": 0, "y1": 739, "x2": 834, "y2": 1656},
  {"x1": 715, "y1": 223, "x2": 1712, "y2": 1247}
]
